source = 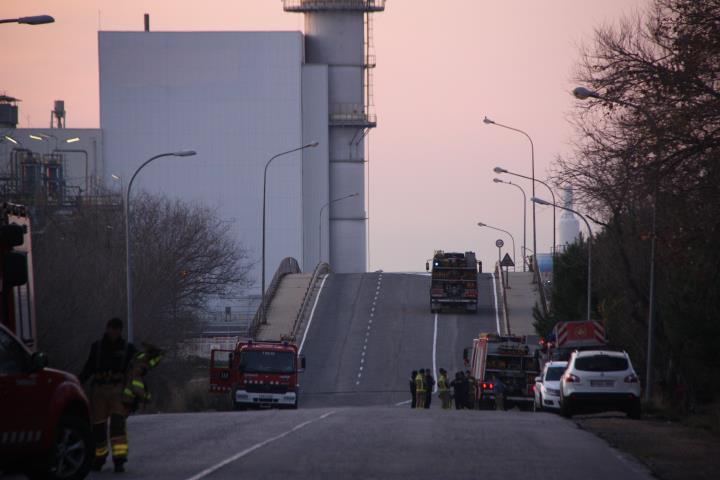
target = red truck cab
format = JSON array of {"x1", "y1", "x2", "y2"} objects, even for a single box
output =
[
  {"x1": 210, "y1": 340, "x2": 305, "y2": 410},
  {"x1": 0, "y1": 325, "x2": 93, "y2": 479}
]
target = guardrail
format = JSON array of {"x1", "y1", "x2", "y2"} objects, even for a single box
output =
[
  {"x1": 249, "y1": 257, "x2": 301, "y2": 339},
  {"x1": 289, "y1": 262, "x2": 331, "y2": 340},
  {"x1": 531, "y1": 255, "x2": 549, "y2": 317}
]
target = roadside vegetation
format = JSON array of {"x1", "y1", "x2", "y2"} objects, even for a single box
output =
[
  {"x1": 534, "y1": 0, "x2": 720, "y2": 425},
  {"x1": 32, "y1": 192, "x2": 253, "y2": 410}
]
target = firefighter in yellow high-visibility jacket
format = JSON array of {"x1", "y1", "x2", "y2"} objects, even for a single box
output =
[{"x1": 415, "y1": 369, "x2": 426, "y2": 409}]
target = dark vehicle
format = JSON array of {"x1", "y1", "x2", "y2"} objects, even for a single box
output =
[
  {"x1": 0, "y1": 325, "x2": 93, "y2": 479},
  {"x1": 427, "y1": 251, "x2": 478, "y2": 313}
]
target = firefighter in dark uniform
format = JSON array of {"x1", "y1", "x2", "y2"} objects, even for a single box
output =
[{"x1": 78, "y1": 318, "x2": 137, "y2": 473}]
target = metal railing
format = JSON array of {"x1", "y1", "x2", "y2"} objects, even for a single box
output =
[
  {"x1": 329, "y1": 103, "x2": 377, "y2": 126},
  {"x1": 249, "y1": 257, "x2": 301, "y2": 338},
  {"x1": 290, "y1": 262, "x2": 331, "y2": 340},
  {"x1": 283, "y1": 0, "x2": 386, "y2": 12}
]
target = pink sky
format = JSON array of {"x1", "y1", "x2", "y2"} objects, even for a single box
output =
[{"x1": 1, "y1": 0, "x2": 647, "y2": 271}]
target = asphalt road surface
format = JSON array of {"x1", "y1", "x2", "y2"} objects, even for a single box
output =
[
  {"x1": 298, "y1": 272, "x2": 499, "y2": 407},
  {"x1": 85, "y1": 407, "x2": 651, "y2": 480}
]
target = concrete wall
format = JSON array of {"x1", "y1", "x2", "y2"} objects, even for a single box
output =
[
  {"x1": 99, "y1": 31, "x2": 307, "y2": 293},
  {"x1": 301, "y1": 64, "x2": 330, "y2": 267}
]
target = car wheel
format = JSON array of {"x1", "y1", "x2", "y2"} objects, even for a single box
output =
[{"x1": 28, "y1": 414, "x2": 93, "y2": 480}]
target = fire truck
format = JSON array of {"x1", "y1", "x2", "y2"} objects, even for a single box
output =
[
  {"x1": 210, "y1": 339, "x2": 306, "y2": 410},
  {"x1": 0, "y1": 203, "x2": 36, "y2": 347},
  {"x1": 545, "y1": 320, "x2": 607, "y2": 362},
  {"x1": 427, "y1": 251, "x2": 478, "y2": 313},
  {"x1": 465, "y1": 332, "x2": 541, "y2": 409}
]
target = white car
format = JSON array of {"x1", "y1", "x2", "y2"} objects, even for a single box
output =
[
  {"x1": 559, "y1": 350, "x2": 642, "y2": 419},
  {"x1": 534, "y1": 361, "x2": 567, "y2": 411}
]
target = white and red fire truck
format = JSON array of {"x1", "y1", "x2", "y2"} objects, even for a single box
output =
[{"x1": 210, "y1": 339, "x2": 305, "y2": 410}]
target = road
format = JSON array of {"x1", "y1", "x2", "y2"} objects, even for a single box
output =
[
  {"x1": 75, "y1": 272, "x2": 650, "y2": 479},
  {"x1": 299, "y1": 272, "x2": 498, "y2": 407},
  {"x1": 86, "y1": 408, "x2": 650, "y2": 480}
]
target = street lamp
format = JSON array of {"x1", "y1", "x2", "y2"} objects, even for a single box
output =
[
  {"x1": 573, "y1": 85, "x2": 658, "y2": 403},
  {"x1": 477, "y1": 222, "x2": 516, "y2": 272},
  {"x1": 261, "y1": 142, "x2": 319, "y2": 323},
  {"x1": 493, "y1": 177, "x2": 527, "y2": 271},
  {"x1": 494, "y1": 166, "x2": 557, "y2": 259},
  {"x1": 125, "y1": 150, "x2": 197, "y2": 343},
  {"x1": 319, "y1": 192, "x2": 359, "y2": 264},
  {"x1": 0, "y1": 15, "x2": 54, "y2": 25},
  {"x1": 532, "y1": 196, "x2": 593, "y2": 323},
  {"x1": 484, "y1": 116, "x2": 537, "y2": 270}
]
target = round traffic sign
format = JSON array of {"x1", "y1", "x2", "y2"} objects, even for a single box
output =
[{"x1": 495, "y1": 239, "x2": 504, "y2": 248}]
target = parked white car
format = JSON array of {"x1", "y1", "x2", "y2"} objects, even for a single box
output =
[
  {"x1": 534, "y1": 361, "x2": 567, "y2": 411},
  {"x1": 559, "y1": 350, "x2": 642, "y2": 419}
]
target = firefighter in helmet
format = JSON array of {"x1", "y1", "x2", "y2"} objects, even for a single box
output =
[{"x1": 78, "y1": 318, "x2": 137, "y2": 473}]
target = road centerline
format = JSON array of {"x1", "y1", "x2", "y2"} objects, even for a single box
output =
[{"x1": 184, "y1": 411, "x2": 336, "y2": 480}]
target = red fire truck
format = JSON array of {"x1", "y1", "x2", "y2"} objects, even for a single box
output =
[
  {"x1": 210, "y1": 339, "x2": 306, "y2": 410},
  {"x1": 0, "y1": 203, "x2": 93, "y2": 479},
  {"x1": 0, "y1": 203, "x2": 36, "y2": 348},
  {"x1": 427, "y1": 251, "x2": 479, "y2": 313},
  {"x1": 546, "y1": 320, "x2": 607, "y2": 362},
  {"x1": 465, "y1": 332, "x2": 541, "y2": 409}
]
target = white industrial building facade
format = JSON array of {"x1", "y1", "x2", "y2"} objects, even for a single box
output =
[{"x1": 99, "y1": 1, "x2": 384, "y2": 296}]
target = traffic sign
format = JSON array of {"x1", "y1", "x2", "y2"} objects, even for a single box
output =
[
  {"x1": 500, "y1": 253, "x2": 515, "y2": 267},
  {"x1": 495, "y1": 239, "x2": 504, "y2": 248}
]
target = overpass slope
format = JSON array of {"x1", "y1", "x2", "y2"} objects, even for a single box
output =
[{"x1": 299, "y1": 272, "x2": 499, "y2": 407}]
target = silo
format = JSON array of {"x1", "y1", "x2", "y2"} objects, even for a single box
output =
[{"x1": 284, "y1": 0, "x2": 385, "y2": 273}]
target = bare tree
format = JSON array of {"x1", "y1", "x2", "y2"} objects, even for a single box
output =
[{"x1": 32, "y1": 193, "x2": 253, "y2": 373}]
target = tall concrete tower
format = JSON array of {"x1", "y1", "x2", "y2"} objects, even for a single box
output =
[
  {"x1": 558, "y1": 186, "x2": 581, "y2": 247},
  {"x1": 284, "y1": 0, "x2": 385, "y2": 273}
]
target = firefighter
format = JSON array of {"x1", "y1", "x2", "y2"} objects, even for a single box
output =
[
  {"x1": 409, "y1": 370, "x2": 418, "y2": 408},
  {"x1": 424, "y1": 369, "x2": 435, "y2": 409},
  {"x1": 415, "y1": 369, "x2": 426, "y2": 409},
  {"x1": 121, "y1": 344, "x2": 164, "y2": 415},
  {"x1": 438, "y1": 368, "x2": 451, "y2": 409},
  {"x1": 78, "y1": 318, "x2": 137, "y2": 473}
]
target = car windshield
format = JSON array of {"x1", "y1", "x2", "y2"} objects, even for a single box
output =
[
  {"x1": 574, "y1": 355, "x2": 628, "y2": 372},
  {"x1": 240, "y1": 350, "x2": 294, "y2": 374},
  {"x1": 545, "y1": 366, "x2": 565, "y2": 381}
]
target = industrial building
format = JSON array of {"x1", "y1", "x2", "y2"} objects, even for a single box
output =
[{"x1": 99, "y1": 0, "x2": 385, "y2": 300}]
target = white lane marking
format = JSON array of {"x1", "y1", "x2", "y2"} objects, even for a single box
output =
[
  {"x1": 432, "y1": 313, "x2": 438, "y2": 393},
  {"x1": 299, "y1": 275, "x2": 329, "y2": 354},
  {"x1": 395, "y1": 400, "x2": 411, "y2": 406},
  {"x1": 185, "y1": 411, "x2": 336, "y2": 480},
  {"x1": 491, "y1": 271, "x2": 501, "y2": 335}
]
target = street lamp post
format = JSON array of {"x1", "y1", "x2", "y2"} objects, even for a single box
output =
[
  {"x1": 573, "y1": 85, "x2": 658, "y2": 403},
  {"x1": 494, "y1": 166, "x2": 556, "y2": 259},
  {"x1": 318, "y1": 192, "x2": 359, "y2": 264},
  {"x1": 125, "y1": 150, "x2": 197, "y2": 343},
  {"x1": 261, "y1": 142, "x2": 319, "y2": 323},
  {"x1": 0, "y1": 15, "x2": 54, "y2": 25},
  {"x1": 477, "y1": 222, "x2": 516, "y2": 272},
  {"x1": 493, "y1": 178, "x2": 527, "y2": 271},
  {"x1": 532, "y1": 197, "x2": 593, "y2": 323},
  {"x1": 484, "y1": 116, "x2": 537, "y2": 270}
]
